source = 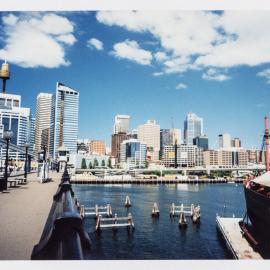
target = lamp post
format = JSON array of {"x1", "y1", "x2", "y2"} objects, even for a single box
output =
[
  {"x1": 3, "y1": 130, "x2": 13, "y2": 191},
  {"x1": 24, "y1": 143, "x2": 30, "y2": 183}
]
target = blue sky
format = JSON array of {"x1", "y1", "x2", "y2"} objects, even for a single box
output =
[{"x1": 0, "y1": 11, "x2": 269, "y2": 149}]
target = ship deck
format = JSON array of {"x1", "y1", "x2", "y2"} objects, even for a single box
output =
[{"x1": 216, "y1": 216, "x2": 263, "y2": 259}]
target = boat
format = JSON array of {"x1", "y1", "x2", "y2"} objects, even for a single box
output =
[{"x1": 242, "y1": 116, "x2": 270, "y2": 241}]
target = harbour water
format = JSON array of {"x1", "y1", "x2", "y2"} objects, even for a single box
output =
[{"x1": 73, "y1": 183, "x2": 246, "y2": 259}]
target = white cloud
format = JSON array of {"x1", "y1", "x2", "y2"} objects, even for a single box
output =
[
  {"x1": 87, "y1": 38, "x2": 104, "y2": 50},
  {"x1": 202, "y1": 68, "x2": 230, "y2": 81},
  {"x1": 97, "y1": 11, "x2": 270, "y2": 80},
  {"x1": 154, "y1": 51, "x2": 168, "y2": 62},
  {"x1": 176, "y1": 83, "x2": 187, "y2": 89},
  {"x1": 0, "y1": 13, "x2": 76, "y2": 68},
  {"x1": 257, "y1": 68, "x2": 270, "y2": 83},
  {"x1": 111, "y1": 39, "x2": 152, "y2": 66},
  {"x1": 152, "y1": 71, "x2": 164, "y2": 76}
]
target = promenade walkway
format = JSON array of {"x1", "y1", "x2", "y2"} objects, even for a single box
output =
[{"x1": 0, "y1": 172, "x2": 61, "y2": 260}]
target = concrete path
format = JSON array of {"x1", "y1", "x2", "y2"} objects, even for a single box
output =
[{"x1": 0, "y1": 172, "x2": 61, "y2": 260}]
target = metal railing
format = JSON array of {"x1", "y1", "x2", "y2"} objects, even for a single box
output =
[{"x1": 31, "y1": 167, "x2": 91, "y2": 260}]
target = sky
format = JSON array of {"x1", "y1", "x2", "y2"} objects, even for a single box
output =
[{"x1": 0, "y1": 11, "x2": 269, "y2": 149}]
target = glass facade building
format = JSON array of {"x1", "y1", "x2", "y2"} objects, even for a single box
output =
[
  {"x1": 184, "y1": 112, "x2": 203, "y2": 145},
  {"x1": 120, "y1": 139, "x2": 147, "y2": 169},
  {"x1": 0, "y1": 93, "x2": 31, "y2": 161},
  {"x1": 51, "y1": 82, "x2": 79, "y2": 159}
]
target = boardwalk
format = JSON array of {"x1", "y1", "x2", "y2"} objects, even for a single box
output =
[
  {"x1": 216, "y1": 216, "x2": 262, "y2": 259},
  {"x1": 0, "y1": 172, "x2": 61, "y2": 260}
]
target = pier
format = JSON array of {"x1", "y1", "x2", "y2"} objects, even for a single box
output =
[
  {"x1": 70, "y1": 177, "x2": 242, "y2": 185},
  {"x1": 80, "y1": 204, "x2": 113, "y2": 218},
  {"x1": 96, "y1": 213, "x2": 135, "y2": 231},
  {"x1": 216, "y1": 216, "x2": 262, "y2": 259}
]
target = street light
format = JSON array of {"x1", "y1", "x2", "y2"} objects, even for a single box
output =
[
  {"x1": 24, "y1": 143, "x2": 30, "y2": 183},
  {"x1": 3, "y1": 130, "x2": 13, "y2": 191}
]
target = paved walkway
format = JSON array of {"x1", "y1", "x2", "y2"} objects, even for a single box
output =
[{"x1": 0, "y1": 172, "x2": 61, "y2": 260}]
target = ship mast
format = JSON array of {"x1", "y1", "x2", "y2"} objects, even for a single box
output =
[{"x1": 264, "y1": 115, "x2": 269, "y2": 171}]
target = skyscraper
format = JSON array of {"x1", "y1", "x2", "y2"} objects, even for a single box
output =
[
  {"x1": 137, "y1": 120, "x2": 160, "y2": 161},
  {"x1": 231, "y1": 137, "x2": 241, "y2": 148},
  {"x1": 51, "y1": 82, "x2": 79, "y2": 159},
  {"x1": 0, "y1": 93, "x2": 30, "y2": 160},
  {"x1": 218, "y1": 133, "x2": 231, "y2": 149},
  {"x1": 35, "y1": 93, "x2": 53, "y2": 157},
  {"x1": 111, "y1": 132, "x2": 131, "y2": 163},
  {"x1": 113, "y1": 115, "x2": 130, "y2": 134},
  {"x1": 184, "y1": 112, "x2": 203, "y2": 145}
]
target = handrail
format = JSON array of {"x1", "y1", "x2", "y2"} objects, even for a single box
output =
[{"x1": 31, "y1": 167, "x2": 91, "y2": 260}]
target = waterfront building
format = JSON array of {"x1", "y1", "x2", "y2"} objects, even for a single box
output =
[
  {"x1": 89, "y1": 140, "x2": 106, "y2": 155},
  {"x1": 111, "y1": 132, "x2": 131, "y2": 163},
  {"x1": 50, "y1": 82, "x2": 79, "y2": 159},
  {"x1": 0, "y1": 93, "x2": 30, "y2": 161},
  {"x1": 120, "y1": 139, "x2": 147, "y2": 169},
  {"x1": 184, "y1": 112, "x2": 203, "y2": 145},
  {"x1": 203, "y1": 150, "x2": 219, "y2": 167},
  {"x1": 193, "y1": 135, "x2": 209, "y2": 151},
  {"x1": 113, "y1": 115, "x2": 130, "y2": 134},
  {"x1": 162, "y1": 144, "x2": 202, "y2": 167},
  {"x1": 247, "y1": 149, "x2": 265, "y2": 164},
  {"x1": 204, "y1": 149, "x2": 248, "y2": 168},
  {"x1": 231, "y1": 137, "x2": 241, "y2": 148},
  {"x1": 160, "y1": 128, "x2": 181, "y2": 158},
  {"x1": 138, "y1": 120, "x2": 160, "y2": 161},
  {"x1": 218, "y1": 133, "x2": 231, "y2": 149},
  {"x1": 35, "y1": 93, "x2": 53, "y2": 157},
  {"x1": 76, "y1": 153, "x2": 109, "y2": 169}
]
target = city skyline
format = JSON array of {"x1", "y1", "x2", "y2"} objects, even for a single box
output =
[{"x1": 0, "y1": 11, "x2": 269, "y2": 149}]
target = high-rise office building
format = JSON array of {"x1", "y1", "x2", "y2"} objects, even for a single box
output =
[
  {"x1": 137, "y1": 120, "x2": 160, "y2": 161},
  {"x1": 111, "y1": 132, "x2": 131, "y2": 163},
  {"x1": 89, "y1": 140, "x2": 106, "y2": 155},
  {"x1": 193, "y1": 135, "x2": 209, "y2": 151},
  {"x1": 113, "y1": 115, "x2": 130, "y2": 134},
  {"x1": 231, "y1": 137, "x2": 241, "y2": 148},
  {"x1": 218, "y1": 133, "x2": 231, "y2": 149},
  {"x1": 184, "y1": 112, "x2": 203, "y2": 145},
  {"x1": 51, "y1": 82, "x2": 79, "y2": 159},
  {"x1": 29, "y1": 116, "x2": 35, "y2": 153},
  {"x1": 120, "y1": 139, "x2": 147, "y2": 169},
  {"x1": 35, "y1": 93, "x2": 53, "y2": 157},
  {"x1": 0, "y1": 93, "x2": 30, "y2": 160}
]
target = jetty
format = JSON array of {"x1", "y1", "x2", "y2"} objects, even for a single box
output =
[
  {"x1": 95, "y1": 213, "x2": 135, "y2": 231},
  {"x1": 216, "y1": 216, "x2": 262, "y2": 259},
  {"x1": 80, "y1": 204, "x2": 113, "y2": 218},
  {"x1": 70, "y1": 178, "x2": 241, "y2": 185}
]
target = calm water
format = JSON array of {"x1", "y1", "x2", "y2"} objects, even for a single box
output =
[{"x1": 73, "y1": 183, "x2": 246, "y2": 259}]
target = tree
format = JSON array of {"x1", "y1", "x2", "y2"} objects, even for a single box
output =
[
  {"x1": 81, "y1": 158, "x2": 87, "y2": 169},
  {"x1": 108, "y1": 158, "x2": 112, "y2": 168},
  {"x1": 93, "y1": 158, "x2": 99, "y2": 168},
  {"x1": 101, "y1": 159, "x2": 105, "y2": 167},
  {"x1": 88, "y1": 161, "x2": 93, "y2": 169}
]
